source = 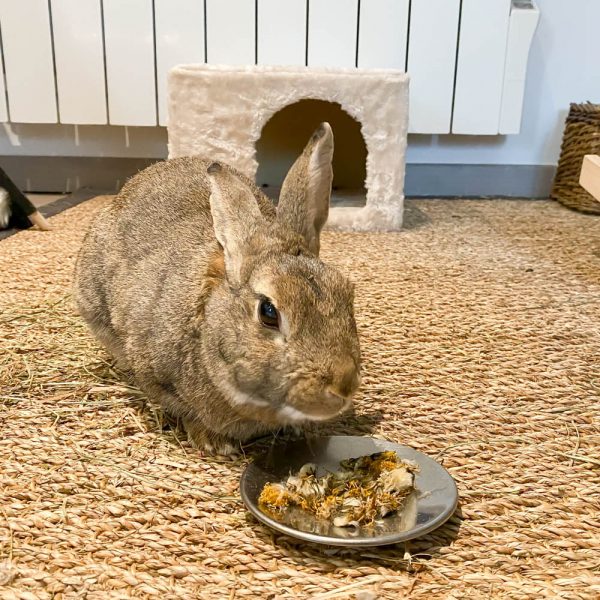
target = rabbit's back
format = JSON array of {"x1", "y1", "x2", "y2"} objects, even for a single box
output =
[
  {"x1": 106, "y1": 157, "x2": 272, "y2": 263},
  {"x1": 75, "y1": 156, "x2": 274, "y2": 369}
]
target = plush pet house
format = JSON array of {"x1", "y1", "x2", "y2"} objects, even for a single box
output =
[{"x1": 167, "y1": 65, "x2": 409, "y2": 231}]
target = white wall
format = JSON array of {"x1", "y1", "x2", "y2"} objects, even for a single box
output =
[
  {"x1": 0, "y1": 0, "x2": 598, "y2": 167},
  {"x1": 407, "y1": 0, "x2": 600, "y2": 165}
]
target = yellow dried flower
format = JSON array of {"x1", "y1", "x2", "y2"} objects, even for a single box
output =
[{"x1": 258, "y1": 451, "x2": 419, "y2": 528}]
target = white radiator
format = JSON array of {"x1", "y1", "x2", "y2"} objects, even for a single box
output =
[{"x1": 0, "y1": 0, "x2": 538, "y2": 134}]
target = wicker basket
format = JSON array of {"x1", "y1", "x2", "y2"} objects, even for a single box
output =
[{"x1": 551, "y1": 102, "x2": 600, "y2": 214}]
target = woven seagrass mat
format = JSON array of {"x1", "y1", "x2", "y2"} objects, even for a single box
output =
[
  {"x1": 551, "y1": 102, "x2": 600, "y2": 215},
  {"x1": 1, "y1": 197, "x2": 599, "y2": 599}
]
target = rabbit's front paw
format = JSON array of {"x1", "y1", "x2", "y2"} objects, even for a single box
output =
[
  {"x1": 184, "y1": 418, "x2": 240, "y2": 457},
  {"x1": 205, "y1": 439, "x2": 240, "y2": 458}
]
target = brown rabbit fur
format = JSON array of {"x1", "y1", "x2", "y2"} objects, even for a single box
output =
[{"x1": 75, "y1": 123, "x2": 361, "y2": 455}]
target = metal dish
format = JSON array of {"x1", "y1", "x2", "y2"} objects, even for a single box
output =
[{"x1": 240, "y1": 435, "x2": 458, "y2": 547}]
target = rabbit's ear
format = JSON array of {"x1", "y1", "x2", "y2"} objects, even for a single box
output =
[
  {"x1": 207, "y1": 163, "x2": 263, "y2": 283},
  {"x1": 277, "y1": 122, "x2": 334, "y2": 256}
]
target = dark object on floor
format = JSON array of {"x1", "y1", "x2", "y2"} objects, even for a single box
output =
[
  {"x1": 551, "y1": 102, "x2": 600, "y2": 215},
  {"x1": 0, "y1": 188, "x2": 103, "y2": 242},
  {"x1": 0, "y1": 166, "x2": 51, "y2": 230}
]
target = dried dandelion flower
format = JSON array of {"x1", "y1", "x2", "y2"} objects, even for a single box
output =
[
  {"x1": 315, "y1": 495, "x2": 342, "y2": 520},
  {"x1": 258, "y1": 451, "x2": 419, "y2": 528},
  {"x1": 258, "y1": 483, "x2": 294, "y2": 510},
  {"x1": 379, "y1": 466, "x2": 415, "y2": 494}
]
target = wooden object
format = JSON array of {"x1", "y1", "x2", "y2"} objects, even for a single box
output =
[{"x1": 579, "y1": 155, "x2": 600, "y2": 203}]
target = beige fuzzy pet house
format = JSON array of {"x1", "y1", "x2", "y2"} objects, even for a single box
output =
[{"x1": 167, "y1": 65, "x2": 409, "y2": 231}]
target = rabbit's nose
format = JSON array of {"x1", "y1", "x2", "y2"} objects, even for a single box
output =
[{"x1": 329, "y1": 358, "x2": 360, "y2": 400}]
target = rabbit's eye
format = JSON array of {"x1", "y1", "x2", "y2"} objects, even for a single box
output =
[{"x1": 259, "y1": 299, "x2": 279, "y2": 330}]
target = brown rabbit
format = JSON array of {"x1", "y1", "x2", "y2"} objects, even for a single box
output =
[{"x1": 74, "y1": 123, "x2": 361, "y2": 454}]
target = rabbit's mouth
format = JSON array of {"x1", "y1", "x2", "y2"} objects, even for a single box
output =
[
  {"x1": 228, "y1": 387, "x2": 349, "y2": 424},
  {"x1": 220, "y1": 371, "x2": 354, "y2": 424},
  {"x1": 276, "y1": 396, "x2": 352, "y2": 424}
]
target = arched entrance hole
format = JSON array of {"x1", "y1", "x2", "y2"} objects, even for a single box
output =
[{"x1": 255, "y1": 99, "x2": 367, "y2": 206}]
